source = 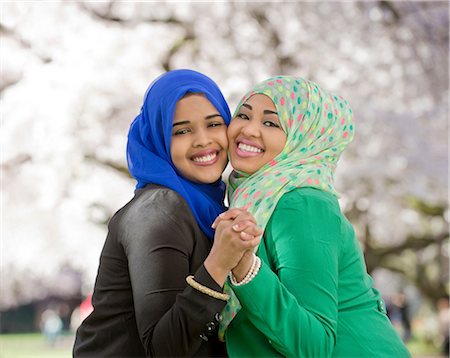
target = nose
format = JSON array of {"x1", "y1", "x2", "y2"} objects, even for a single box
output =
[
  {"x1": 192, "y1": 128, "x2": 213, "y2": 147},
  {"x1": 240, "y1": 119, "x2": 261, "y2": 138}
]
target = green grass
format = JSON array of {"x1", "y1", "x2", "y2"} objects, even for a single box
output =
[
  {"x1": 406, "y1": 336, "x2": 445, "y2": 357},
  {"x1": 0, "y1": 332, "x2": 74, "y2": 358},
  {"x1": 0, "y1": 332, "x2": 445, "y2": 357}
]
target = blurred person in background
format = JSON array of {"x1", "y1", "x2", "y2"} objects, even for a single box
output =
[
  {"x1": 40, "y1": 307, "x2": 63, "y2": 347},
  {"x1": 213, "y1": 76, "x2": 411, "y2": 357},
  {"x1": 387, "y1": 291, "x2": 412, "y2": 342},
  {"x1": 73, "y1": 69, "x2": 261, "y2": 357},
  {"x1": 437, "y1": 295, "x2": 449, "y2": 356}
]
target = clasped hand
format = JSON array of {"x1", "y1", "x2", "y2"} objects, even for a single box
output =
[{"x1": 204, "y1": 208, "x2": 262, "y2": 286}]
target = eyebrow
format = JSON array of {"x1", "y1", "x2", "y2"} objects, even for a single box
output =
[
  {"x1": 173, "y1": 121, "x2": 190, "y2": 127},
  {"x1": 173, "y1": 114, "x2": 222, "y2": 127},
  {"x1": 205, "y1": 114, "x2": 222, "y2": 120},
  {"x1": 242, "y1": 103, "x2": 278, "y2": 115}
]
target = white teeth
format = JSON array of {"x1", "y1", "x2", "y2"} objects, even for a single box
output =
[
  {"x1": 238, "y1": 143, "x2": 263, "y2": 153},
  {"x1": 193, "y1": 152, "x2": 217, "y2": 163}
]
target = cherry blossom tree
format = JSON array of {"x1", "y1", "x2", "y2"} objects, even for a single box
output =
[{"x1": 1, "y1": 1, "x2": 448, "y2": 309}]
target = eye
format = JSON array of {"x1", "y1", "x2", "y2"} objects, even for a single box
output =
[
  {"x1": 263, "y1": 120, "x2": 281, "y2": 128},
  {"x1": 208, "y1": 122, "x2": 223, "y2": 128},
  {"x1": 236, "y1": 113, "x2": 249, "y2": 120},
  {"x1": 173, "y1": 128, "x2": 191, "y2": 136}
]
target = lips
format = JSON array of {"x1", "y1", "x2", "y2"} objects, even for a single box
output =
[
  {"x1": 238, "y1": 143, "x2": 263, "y2": 153},
  {"x1": 191, "y1": 149, "x2": 220, "y2": 166},
  {"x1": 234, "y1": 138, "x2": 264, "y2": 158}
]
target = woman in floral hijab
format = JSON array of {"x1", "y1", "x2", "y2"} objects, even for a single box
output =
[{"x1": 216, "y1": 76, "x2": 410, "y2": 357}]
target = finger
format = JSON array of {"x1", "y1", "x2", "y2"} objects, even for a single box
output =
[
  {"x1": 221, "y1": 208, "x2": 248, "y2": 220},
  {"x1": 232, "y1": 220, "x2": 252, "y2": 232},
  {"x1": 212, "y1": 208, "x2": 248, "y2": 228},
  {"x1": 232, "y1": 220, "x2": 261, "y2": 233},
  {"x1": 242, "y1": 236, "x2": 262, "y2": 249},
  {"x1": 211, "y1": 216, "x2": 221, "y2": 229},
  {"x1": 242, "y1": 225, "x2": 263, "y2": 237},
  {"x1": 232, "y1": 211, "x2": 257, "y2": 225},
  {"x1": 211, "y1": 212, "x2": 226, "y2": 229},
  {"x1": 240, "y1": 231, "x2": 255, "y2": 241}
]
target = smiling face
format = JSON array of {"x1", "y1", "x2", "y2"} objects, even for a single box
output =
[
  {"x1": 170, "y1": 94, "x2": 228, "y2": 183},
  {"x1": 227, "y1": 94, "x2": 287, "y2": 175}
]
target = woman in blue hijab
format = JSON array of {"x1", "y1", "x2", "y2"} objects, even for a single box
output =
[{"x1": 73, "y1": 69, "x2": 261, "y2": 357}]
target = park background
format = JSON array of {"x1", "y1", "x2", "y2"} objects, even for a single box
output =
[{"x1": 1, "y1": 1, "x2": 449, "y2": 357}]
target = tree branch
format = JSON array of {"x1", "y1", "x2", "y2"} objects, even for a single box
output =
[
  {"x1": 0, "y1": 23, "x2": 52, "y2": 64},
  {"x1": 77, "y1": 2, "x2": 184, "y2": 27},
  {"x1": 249, "y1": 7, "x2": 295, "y2": 73},
  {"x1": 369, "y1": 231, "x2": 449, "y2": 257},
  {"x1": 379, "y1": 1, "x2": 401, "y2": 22},
  {"x1": 1, "y1": 154, "x2": 32, "y2": 170},
  {"x1": 161, "y1": 32, "x2": 195, "y2": 72},
  {"x1": 84, "y1": 153, "x2": 131, "y2": 178}
]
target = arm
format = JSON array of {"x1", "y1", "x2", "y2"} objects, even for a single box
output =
[
  {"x1": 122, "y1": 189, "x2": 226, "y2": 357},
  {"x1": 231, "y1": 191, "x2": 341, "y2": 357}
]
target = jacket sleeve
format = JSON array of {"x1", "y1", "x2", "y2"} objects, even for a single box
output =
[
  {"x1": 118, "y1": 189, "x2": 226, "y2": 357},
  {"x1": 231, "y1": 190, "x2": 341, "y2": 357}
]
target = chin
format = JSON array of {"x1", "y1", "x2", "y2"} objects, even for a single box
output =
[
  {"x1": 191, "y1": 173, "x2": 222, "y2": 184},
  {"x1": 197, "y1": 177, "x2": 220, "y2": 184},
  {"x1": 231, "y1": 163, "x2": 255, "y2": 175}
]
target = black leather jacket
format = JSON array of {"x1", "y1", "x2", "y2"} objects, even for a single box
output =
[{"x1": 73, "y1": 185, "x2": 227, "y2": 357}]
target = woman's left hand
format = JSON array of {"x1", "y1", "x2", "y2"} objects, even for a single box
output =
[
  {"x1": 213, "y1": 208, "x2": 262, "y2": 282},
  {"x1": 212, "y1": 208, "x2": 263, "y2": 241}
]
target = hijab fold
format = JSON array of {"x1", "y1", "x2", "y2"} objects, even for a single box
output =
[{"x1": 126, "y1": 69, "x2": 231, "y2": 239}]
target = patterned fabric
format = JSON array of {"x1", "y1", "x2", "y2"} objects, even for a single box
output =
[
  {"x1": 126, "y1": 69, "x2": 231, "y2": 239},
  {"x1": 218, "y1": 282, "x2": 241, "y2": 341},
  {"x1": 219, "y1": 75, "x2": 355, "y2": 335}
]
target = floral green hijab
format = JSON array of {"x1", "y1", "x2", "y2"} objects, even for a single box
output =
[
  {"x1": 219, "y1": 76, "x2": 355, "y2": 339},
  {"x1": 229, "y1": 75, "x2": 354, "y2": 231}
]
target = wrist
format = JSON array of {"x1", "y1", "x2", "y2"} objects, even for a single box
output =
[
  {"x1": 204, "y1": 254, "x2": 229, "y2": 287},
  {"x1": 230, "y1": 254, "x2": 261, "y2": 286},
  {"x1": 232, "y1": 252, "x2": 253, "y2": 281}
]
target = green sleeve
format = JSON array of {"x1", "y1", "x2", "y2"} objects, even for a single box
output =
[{"x1": 231, "y1": 189, "x2": 341, "y2": 357}]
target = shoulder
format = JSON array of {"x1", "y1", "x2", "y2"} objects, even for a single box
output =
[
  {"x1": 267, "y1": 187, "x2": 343, "y2": 238},
  {"x1": 118, "y1": 184, "x2": 192, "y2": 223},
  {"x1": 110, "y1": 185, "x2": 198, "y2": 248},
  {"x1": 264, "y1": 188, "x2": 343, "y2": 266},
  {"x1": 135, "y1": 184, "x2": 189, "y2": 210},
  {"x1": 275, "y1": 187, "x2": 341, "y2": 216},
  {"x1": 277, "y1": 187, "x2": 339, "y2": 207}
]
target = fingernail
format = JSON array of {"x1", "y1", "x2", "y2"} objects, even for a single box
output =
[{"x1": 232, "y1": 224, "x2": 240, "y2": 231}]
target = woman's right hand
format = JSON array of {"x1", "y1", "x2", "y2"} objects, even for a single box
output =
[{"x1": 204, "y1": 209, "x2": 262, "y2": 286}]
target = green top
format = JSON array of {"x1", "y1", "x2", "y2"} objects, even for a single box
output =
[{"x1": 225, "y1": 188, "x2": 410, "y2": 357}]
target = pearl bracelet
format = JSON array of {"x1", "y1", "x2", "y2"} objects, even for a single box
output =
[{"x1": 229, "y1": 254, "x2": 261, "y2": 286}]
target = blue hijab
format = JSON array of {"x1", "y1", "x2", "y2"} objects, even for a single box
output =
[{"x1": 126, "y1": 69, "x2": 231, "y2": 239}]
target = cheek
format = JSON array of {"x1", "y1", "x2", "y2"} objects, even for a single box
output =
[
  {"x1": 169, "y1": 138, "x2": 183, "y2": 163},
  {"x1": 219, "y1": 129, "x2": 229, "y2": 149},
  {"x1": 272, "y1": 134, "x2": 287, "y2": 155},
  {"x1": 280, "y1": 135, "x2": 287, "y2": 150},
  {"x1": 227, "y1": 121, "x2": 239, "y2": 142}
]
